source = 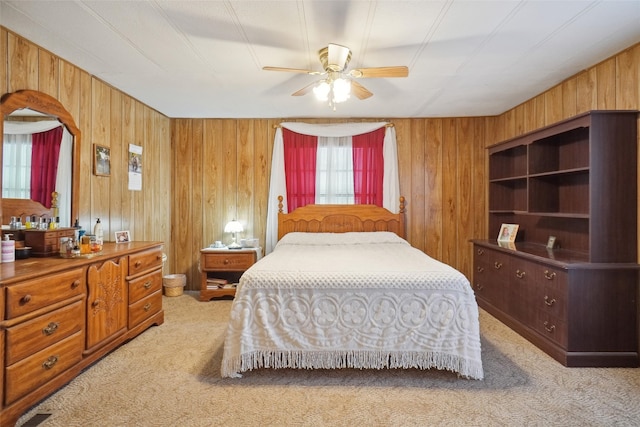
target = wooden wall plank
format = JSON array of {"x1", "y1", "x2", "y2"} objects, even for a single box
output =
[
  {"x1": 441, "y1": 118, "x2": 458, "y2": 266},
  {"x1": 90, "y1": 79, "x2": 111, "y2": 238},
  {"x1": 576, "y1": 69, "x2": 597, "y2": 113},
  {"x1": 0, "y1": 29, "x2": 7, "y2": 94},
  {"x1": 616, "y1": 45, "x2": 640, "y2": 110},
  {"x1": 7, "y1": 33, "x2": 37, "y2": 91},
  {"x1": 409, "y1": 119, "x2": 426, "y2": 249},
  {"x1": 596, "y1": 57, "x2": 617, "y2": 109},
  {"x1": 38, "y1": 50, "x2": 58, "y2": 98},
  {"x1": 109, "y1": 88, "x2": 123, "y2": 236},
  {"x1": 424, "y1": 118, "x2": 443, "y2": 259}
]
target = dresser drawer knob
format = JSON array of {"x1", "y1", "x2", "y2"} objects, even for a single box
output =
[
  {"x1": 71, "y1": 279, "x2": 81, "y2": 289},
  {"x1": 42, "y1": 322, "x2": 60, "y2": 336},
  {"x1": 477, "y1": 249, "x2": 484, "y2": 255},
  {"x1": 544, "y1": 270, "x2": 556, "y2": 280},
  {"x1": 143, "y1": 281, "x2": 152, "y2": 289},
  {"x1": 543, "y1": 321, "x2": 556, "y2": 333},
  {"x1": 544, "y1": 295, "x2": 556, "y2": 306},
  {"x1": 476, "y1": 266, "x2": 484, "y2": 273},
  {"x1": 475, "y1": 283, "x2": 484, "y2": 291},
  {"x1": 494, "y1": 262, "x2": 503, "y2": 270},
  {"x1": 20, "y1": 294, "x2": 32, "y2": 305},
  {"x1": 42, "y1": 355, "x2": 59, "y2": 370},
  {"x1": 135, "y1": 261, "x2": 142, "y2": 268},
  {"x1": 223, "y1": 259, "x2": 230, "y2": 265},
  {"x1": 515, "y1": 269, "x2": 526, "y2": 279},
  {"x1": 144, "y1": 302, "x2": 152, "y2": 312}
]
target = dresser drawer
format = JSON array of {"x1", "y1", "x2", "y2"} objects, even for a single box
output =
[
  {"x1": 129, "y1": 247, "x2": 164, "y2": 276},
  {"x1": 6, "y1": 268, "x2": 85, "y2": 318},
  {"x1": 473, "y1": 246, "x2": 509, "y2": 308},
  {"x1": 533, "y1": 313, "x2": 568, "y2": 347},
  {"x1": 129, "y1": 290, "x2": 162, "y2": 328},
  {"x1": 129, "y1": 269, "x2": 162, "y2": 304},
  {"x1": 5, "y1": 331, "x2": 83, "y2": 405},
  {"x1": 5, "y1": 300, "x2": 84, "y2": 365},
  {"x1": 202, "y1": 252, "x2": 255, "y2": 271}
]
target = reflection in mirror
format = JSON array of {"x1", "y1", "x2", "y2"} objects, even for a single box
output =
[
  {"x1": 3, "y1": 108, "x2": 73, "y2": 225},
  {"x1": 1, "y1": 90, "x2": 80, "y2": 228}
]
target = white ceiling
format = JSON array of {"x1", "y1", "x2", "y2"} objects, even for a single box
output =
[{"x1": 1, "y1": 1, "x2": 639, "y2": 119}]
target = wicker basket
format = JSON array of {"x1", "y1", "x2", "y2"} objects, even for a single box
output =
[{"x1": 163, "y1": 274, "x2": 186, "y2": 297}]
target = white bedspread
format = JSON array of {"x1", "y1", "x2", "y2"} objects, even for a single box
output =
[{"x1": 221, "y1": 232, "x2": 483, "y2": 379}]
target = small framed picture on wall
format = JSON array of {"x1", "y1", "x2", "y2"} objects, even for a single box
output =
[{"x1": 94, "y1": 144, "x2": 111, "y2": 176}]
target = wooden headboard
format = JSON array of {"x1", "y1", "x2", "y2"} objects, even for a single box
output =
[
  {"x1": 277, "y1": 196, "x2": 406, "y2": 240},
  {"x1": 2, "y1": 198, "x2": 52, "y2": 224}
]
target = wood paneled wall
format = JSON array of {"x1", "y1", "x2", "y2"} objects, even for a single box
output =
[
  {"x1": 171, "y1": 117, "x2": 491, "y2": 288},
  {"x1": 0, "y1": 27, "x2": 173, "y2": 272},
  {"x1": 2, "y1": 25, "x2": 638, "y2": 292}
]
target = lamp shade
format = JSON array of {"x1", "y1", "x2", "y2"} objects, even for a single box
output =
[{"x1": 224, "y1": 220, "x2": 243, "y2": 234}]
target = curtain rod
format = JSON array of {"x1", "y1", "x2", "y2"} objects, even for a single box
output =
[{"x1": 273, "y1": 123, "x2": 394, "y2": 129}]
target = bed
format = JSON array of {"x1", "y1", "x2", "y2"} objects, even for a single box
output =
[{"x1": 221, "y1": 199, "x2": 484, "y2": 380}]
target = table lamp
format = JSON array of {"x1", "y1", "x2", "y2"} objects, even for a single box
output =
[{"x1": 224, "y1": 220, "x2": 243, "y2": 249}]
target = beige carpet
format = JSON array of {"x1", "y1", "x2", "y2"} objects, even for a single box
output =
[{"x1": 17, "y1": 291, "x2": 640, "y2": 427}]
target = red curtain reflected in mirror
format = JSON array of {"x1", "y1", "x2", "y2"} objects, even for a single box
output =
[{"x1": 30, "y1": 126, "x2": 62, "y2": 208}]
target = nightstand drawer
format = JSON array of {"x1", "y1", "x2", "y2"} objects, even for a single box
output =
[{"x1": 203, "y1": 252, "x2": 256, "y2": 271}]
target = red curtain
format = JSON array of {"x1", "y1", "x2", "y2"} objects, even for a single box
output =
[
  {"x1": 352, "y1": 127, "x2": 385, "y2": 206},
  {"x1": 30, "y1": 126, "x2": 63, "y2": 208},
  {"x1": 283, "y1": 128, "x2": 318, "y2": 211}
]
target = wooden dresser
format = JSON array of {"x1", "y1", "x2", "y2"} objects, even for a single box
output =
[
  {"x1": 0, "y1": 241, "x2": 164, "y2": 426},
  {"x1": 473, "y1": 110, "x2": 639, "y2": 367}
]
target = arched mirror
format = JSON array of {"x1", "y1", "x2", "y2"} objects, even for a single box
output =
[{"x1": 1, "y1": 90, "x2": 80, "y2": 227}]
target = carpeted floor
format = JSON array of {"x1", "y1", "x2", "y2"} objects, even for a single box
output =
[{"x1": 17, "y1": 291, "x2": 640, "y2": 427}]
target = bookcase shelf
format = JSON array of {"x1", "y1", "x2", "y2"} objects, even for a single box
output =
[{"x1": 475, "y1": 110, "x2": 639, "y2": 368}]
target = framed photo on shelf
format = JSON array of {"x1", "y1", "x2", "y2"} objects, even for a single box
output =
[
  {"x1": 94, "y1": 144, "x2": 111, "y2": 176},
  {"x1": 546, "y1": 235, "x2": 557, "y2": 249},
  {"x1": 115, "y1": 230, "x2": 131, "y2": 243},
  {"x1": 497, "y1": 223, "x2": 519, "y2": 243}
]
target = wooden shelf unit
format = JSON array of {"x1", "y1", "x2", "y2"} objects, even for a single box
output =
[{"x1": 475, "y1": 110, "x2": 639, "y2": 367}]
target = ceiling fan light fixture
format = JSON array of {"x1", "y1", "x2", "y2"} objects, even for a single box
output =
[
  {"x1": 313, "y1": 80, "x2": 331, "y2": 101},
  {"x1": 332, "y1": 77, "x2": 351, "y2": 103}
]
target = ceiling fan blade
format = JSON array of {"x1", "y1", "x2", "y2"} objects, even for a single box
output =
[
  {"x1": 351, "y1": 81, "x2": 373, "y2": 100},
  {"x1": 327, "y1": 43, "x2": 351, "y2": 71},
  {"x1": 349, "y1": 66, "x2": 409, "y2": 78},
  {"x1": 263, "y1": 66, "x2": 323, "y2": 75},
  {"x1": 291, "y1": 81, "x2": 318, "y2": 97}
]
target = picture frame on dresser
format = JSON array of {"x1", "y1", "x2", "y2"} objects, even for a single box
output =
[{"x1": 497, "y1": 223, "x2": 519, "y2": 243}]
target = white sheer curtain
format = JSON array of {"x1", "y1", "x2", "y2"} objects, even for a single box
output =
[
  {"x1": 3, "y1": 121, "x2": 72, "y2": 225},
  {"x1": 265, "y1": 122, "x2": 400, "y2": 254},
  {"x1": 316, "y1": 136, "x2": 354, "y2": 204}
]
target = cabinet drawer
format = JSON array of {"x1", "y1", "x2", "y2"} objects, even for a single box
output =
[
  {"x1": 129, "y1": 269, "x2": 162, "y2": 304},
  {"x1": 5, "y1": 300, "x2": 83, "y2": 365},
  {"x1": 533, "y1": 314, "x2": 568, "y2": 347},
  {"x1": 6, "y1": 268, "x2": 85, "y2": 319},
  {"x1": 5, "y1": 331, "x2": 83, "y2": 405},
  {"x1": 129, "y1": 247, "x2": 164, "y2": 276},
  {"x1": 536, "y1": 266, "x2": 568, "y2": 320},
  {"x1": 473, "y1": 247, "x2": 509, "y2": 308},
  {"x1": 202, "y1": 252, "x2": 255, "y2": 271},
  {"x1": 129, "y1": 290, "x2": 162, "y2": 328}
]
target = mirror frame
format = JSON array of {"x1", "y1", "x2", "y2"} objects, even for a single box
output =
[{"x1": 0, "y1": 90, "x2": 81, "y2": 226}]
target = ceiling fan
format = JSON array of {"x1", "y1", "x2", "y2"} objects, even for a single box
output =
[{"x1": 263, "y1": 43, "x2": 408, "y2": 108}]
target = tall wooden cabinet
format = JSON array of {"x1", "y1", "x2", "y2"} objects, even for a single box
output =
[
  {"x1": 473, "y1": 110, "x2": 639, "y2": 367},
  {"x1": 0, "y1": 242, "x2": 164, "y2": 426}
]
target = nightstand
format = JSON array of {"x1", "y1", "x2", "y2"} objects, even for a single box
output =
[{"x1": 199, "y1": 248, "x2": 261, "y2": 301}]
